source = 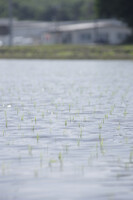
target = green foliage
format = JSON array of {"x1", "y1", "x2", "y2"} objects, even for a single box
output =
[
  {"x1": 95, "y1": 0, "x2": 133, "y2": 28},
  {"x1": 0, "y1": 0, "x2": 95, "y2": 21},
  {"x1": 0, "y1": 45, "x2": 133, "y2": 59}
]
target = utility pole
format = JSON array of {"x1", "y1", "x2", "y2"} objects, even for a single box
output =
[{"x1": 9, "y1": 0, "x2": 13, "y2": 46}]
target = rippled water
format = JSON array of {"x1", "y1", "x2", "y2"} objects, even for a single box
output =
[{"x1": 0, "y1": 60, "x2": 133, "y2": 200}]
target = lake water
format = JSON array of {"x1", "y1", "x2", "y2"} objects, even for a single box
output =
[{"x1": 0, "y1": 60, "x2": 133, "y2": 200}]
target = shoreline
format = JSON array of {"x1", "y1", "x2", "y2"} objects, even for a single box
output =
[{"x1": 0, "y1": 45, "x2": 133, "y2": 60}]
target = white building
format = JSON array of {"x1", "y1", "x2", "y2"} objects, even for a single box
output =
[
  {"x1": 47, "y1": 19, "x2": 132, "y2": 45},
  {"x1": 0, "y1": 19, "x2": 55, "y2": 46},
  {"x1": 0, "y1": 18, "x2": 131, "y2": 45}
]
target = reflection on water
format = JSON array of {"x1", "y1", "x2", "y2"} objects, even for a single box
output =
[{"x1": 0, "y1": 60, "x2": 133, "y2": 200}]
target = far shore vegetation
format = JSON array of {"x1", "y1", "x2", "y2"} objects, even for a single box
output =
[{"x1": 0, "y1": 45, "x2": 133, "y2": 60}]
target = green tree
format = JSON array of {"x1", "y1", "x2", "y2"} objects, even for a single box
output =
[
  {"x1": 0, "y1": 0, "x2": 96, "y2": 21},
  {"x1": 95, "y1": 0, "x2": 133, "y2": 28}
]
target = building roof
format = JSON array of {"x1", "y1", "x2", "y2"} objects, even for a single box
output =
[
  {"x1": 0, "y1": 18, "x2": 130, "y2": 33},
  {"x1": 50, "y1": 19, "x2": 129, "y2": 33},
  {"x1": 0, "y1": 18, "x2": 75, "y2": 28}
]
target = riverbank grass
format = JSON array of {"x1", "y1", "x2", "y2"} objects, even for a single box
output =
[{"x1": 0, "y1": 45, "x2": 133, "y2": 59}]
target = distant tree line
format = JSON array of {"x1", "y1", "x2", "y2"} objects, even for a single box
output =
[
  {"x1": 95, "y1": 0, "x2": 133, "y2": 42},
  {"x1": 0, "y1": 0, "x2": 95, "y2": 21},
  {"x1": 95, "y1": 0, "x2": 133, "y2": 28},
  {"x1": 0, "y1": 0, "x2": 132, "y2": 30}
]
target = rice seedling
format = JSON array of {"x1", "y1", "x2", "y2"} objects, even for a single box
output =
[
  {"x1": 40, "y1": 153, "x2": 43, "y2": 166},
  {"x1": 6, "y1": 120, "x2": 7, "y2": 128},
  {"x1": 65, "y1": 120, "x2": 67, "y2": 126},
  {"x1": 80, "y1": 128, "x2": 82, "y2": 138},
  {"x1": 32, "y1": 125, "x2": 35, "y2": 131},
  {"x1": 36, "y1": 133, "x2": 39, "y2": 142},
  {"x1": 81, "y1": 165, "x2": 84, "y2": 175},
  {"x1": 49, "y1": 159, "x2": 57, "y2": 167},
  {"x1": 105, "y1": 114, "x2": 108, "y2": 119},
  {"x1": 42, "y1": 112, "x2": 44, "y2": 118},
  {"x1": 4, "y1": 110, "x2": 7, "y2": 118},
  {"x1": 93, "y1": 106, "x2": 96, "y2": 114},
  {"x1": 34, "y1": 170, "x2": 38, "y2": 178},
  {"x1": 18, "y1": 154, "x2": 21, "y2": 160},
  {"x1": 77, "y1": 139, "x2": 80, "y2": 146},
  {"x1": 65, "y1": 145, "x2": 69, "y2": 152},
  {"x1": 98, "y1": 123, "x2": 102, "y2": 129},
  {"x1": 110, "y1": 110, "x2": 112, "y2": 115},
  {"x1": 96, "y1": 143, "x2": 98, "y2": 151},
  {"x1": 28, "y1": 145, "x2": 32, "y2": 156},
  {"x1": 111, "y1": 104, "x2": 115, "y2": 111},
  {"x1": 69, "y1": 104, "x2": 71, "y2": 112},
  {"x1": 1, "y1": 163, "x2": 6, "y2": 175},
  {"x1": 18, "y1": 124, "x2": 21, "y2": 130},
  {"x1": 21, "y1": 115, "x2": 24, "y2": 121},
  {"x1": 124, "y1": 109, "x2": 127, "y2": 116},
  {"x1": 129, "y1": 151, "x2": 133, "y2": 163},
  {"x1": 83, "y1": 117, "x2": 86, "y2": 122},
  {"x1": 125, "y1": 162, "x2": 129, "y2": 169},
  {"x1": 124, "y1": 137, "x2": 128, "y2": 144},
  {"x1": 49, "y1": 128, "x2": 52, "y2": 134},
  {"x1": 58, "y1": 152, "x2": 62, "y2": 162},
  {"x1": 100, "y1": 138, "x2": 104, "y2": 149},
  {"x1": 16, "y1": 108, "x2": 19, "y2": 115},
  {"x1": 99, "y1": 133, "x2": 101, "y2": 141},
  {"x1": 117, "y1": 123, "x2": 120, "y2": 130}
]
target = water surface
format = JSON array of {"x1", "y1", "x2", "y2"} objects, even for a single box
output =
[{"x1": 0, "y1": 60, "x2": 133, "y2": 200}]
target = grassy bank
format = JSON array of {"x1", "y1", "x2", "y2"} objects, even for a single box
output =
[{"x1": 0, "y1": 45, "x2": 133, "y2": 59}]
